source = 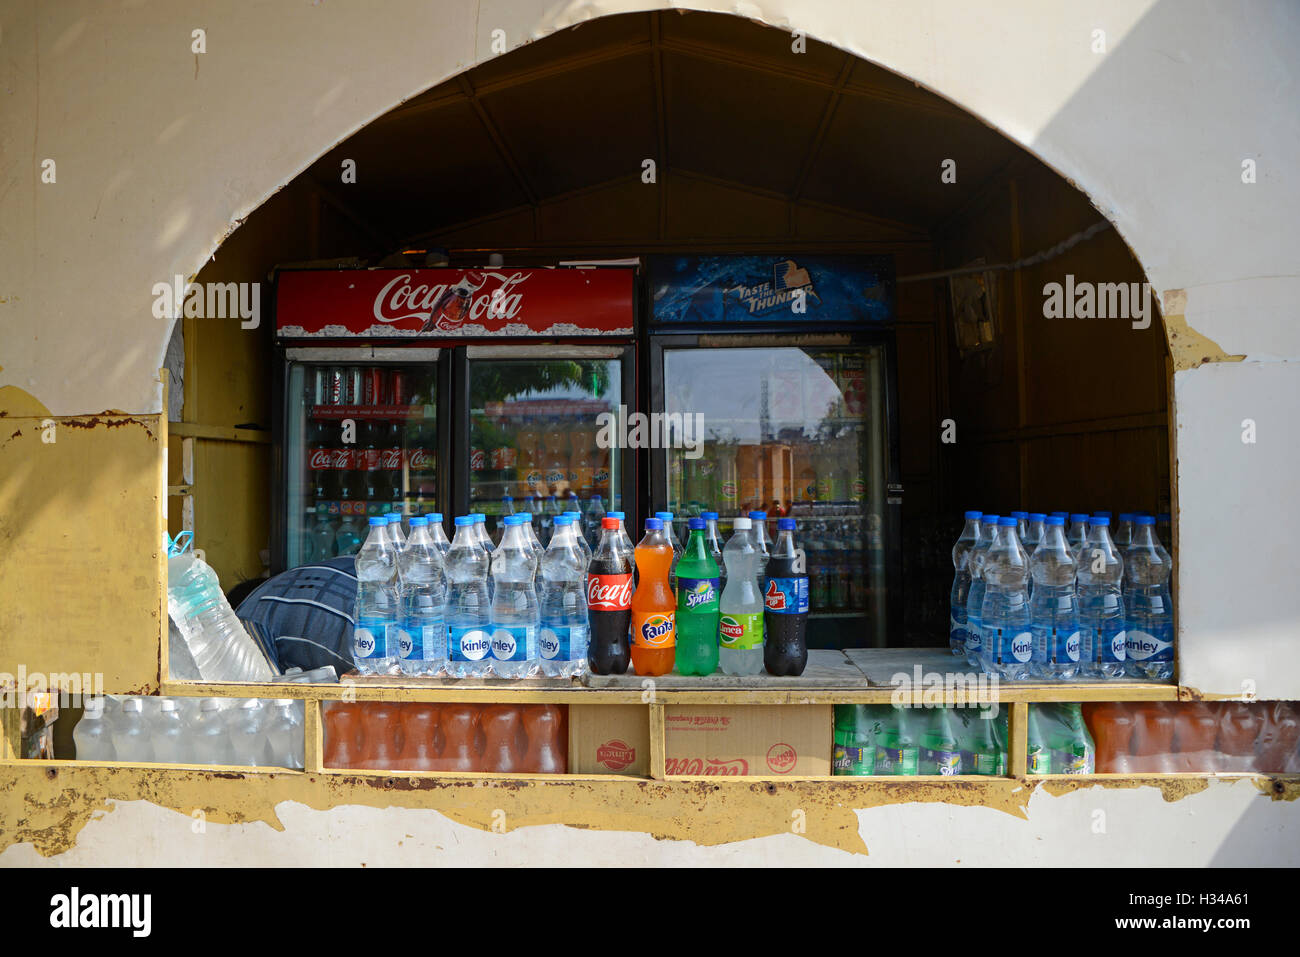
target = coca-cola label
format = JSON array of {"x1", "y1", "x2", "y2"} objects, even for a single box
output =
[
  {"x1": 588, "y1": 573, "x2": 633, "y2": 610},
  {"x1": 470, "y1": 448, "x2": 486, "y2": 471},
  {"x1": 409, "y1": 448, "x2": 433, "y2": 471},
  {"x1": 381, "y1": 447, "x2": 404, "y2": 470},
  {"x1": 361, "y1": 447, "x2": 381, "y2": 471},
  {"x1": 331, "y1": 448, "x2": 353, "y2": 470},
  {"x1": 665, "y1": 757, "x2": 749, "y2": 776},
  {"x1": 491, "y1": 446, "x2": 517, "y2": 470},
  {"x1": 308, "y1": 448, "x2": 333, "y2": 470}
]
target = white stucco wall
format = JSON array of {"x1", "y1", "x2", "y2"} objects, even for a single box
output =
[{"x1": 1, "y1": 0, "x2": 1297, "y2": 863}]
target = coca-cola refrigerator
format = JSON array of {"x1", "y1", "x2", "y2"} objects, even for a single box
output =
[
  {"x1": 272, "y1": 265, "x2": 638, "y2": 573},
  {"x1": 646, "y1": 255, "x2": 903, "y2": 649}
]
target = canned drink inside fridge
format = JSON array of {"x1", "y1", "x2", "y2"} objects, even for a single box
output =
[
  {"x1": 361, "y1": 367, "x2": 384, "y2": 406},
  {"x1": 324, "y1": 367, "x2": 344, "y2": 406},
  {"x1": 390, "y1": 370, "x2": 409, "y2": 406}
]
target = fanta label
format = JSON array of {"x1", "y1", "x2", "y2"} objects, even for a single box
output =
[
  {"x1": 718, "y1": 612, "x2": 763, "y2": 650},
  {"x1": 633, "y1": 611, "x2": 675, "y2": 648}
]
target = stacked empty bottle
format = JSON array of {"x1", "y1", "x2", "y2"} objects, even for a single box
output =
[{"x1": 949, "y1": 509, "x2": 1174, "y2": 681}]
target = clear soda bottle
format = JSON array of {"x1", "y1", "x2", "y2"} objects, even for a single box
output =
[
  {"x1": 718, "y1": 516, "x2": 765, "y2": 676},
  {"x1": 353, "y1": 516, "x2": 400, "y2": 674},
  {"x1": 397, "y1": 516, "x2": 446, "y2": 677},
  {"x1": 979, "y1": 517, "x2": 1032, "y2": 679},
  {"x1": 1078, "y1": 515, "x2": 1127, "y2": 678},
  {"x1": 1124, "y1": 515, "x2": 1174, "y2": 680},
  {"x1": 489, "y1": 514, "x2": 540, "y2": 678},
  {"x1": 445, "y1": 516, "x2": 492, "y2": 678},
  {"x1": 1029, "y1": 515, "x2": 1080, "y2": 679},
  {"x1": 963, "y1": 515, "x2": 999, "y2": 668},
  {"x1": 73, "y1": 697, "x2": 116, "y2": 761},
  {"x1": 949, "y1": 511, "x2": 982, "y2": 658},
  {"x1": 538, "y1": 514, "x2": 589, "y2": 678},
  {"x1": 748, "y1": 510, "x2": 771, "y2": 585}
]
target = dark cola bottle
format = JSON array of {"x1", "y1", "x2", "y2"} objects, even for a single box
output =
[
  {"x1": 587, "y1": 517, "x2": 633, "y2": 675},
  {"x1": 764, "y1": 517, "x2": 810, "y2": 676}
]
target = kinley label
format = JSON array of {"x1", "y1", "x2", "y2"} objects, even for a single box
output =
[{"x1": 719, "y1": 612, "x2": 763, "y2": 650}]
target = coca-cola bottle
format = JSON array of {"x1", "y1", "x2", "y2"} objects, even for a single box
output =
[
  {"x1": 361, "y1": 419, "x2": 384, "y2": 518},
  {"x1": 470, "y1": 418, "x2": 488, "y2": 490},
  {"x1": 408, "y1": 422, "x2": 436, "y2": 508},
  {"x1": 382, "y1": 419, "x2": 405, "y2": 512},
  {"x1": 587, "y1": 517, "x2": 633, "y2": 674},
  {"x1": 308, "y1": 417, "x2": 335, "y2": 506}
]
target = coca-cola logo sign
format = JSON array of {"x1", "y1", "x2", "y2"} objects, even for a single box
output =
[
  {"x1": 664, "y1": 757, "x2": 749, "y2": 776},
  {"x1": 331, "y1": 448, "x2": 353, "y2": 470},
  {"x1": 308, "y1": 448, "x2": 333, "y2": 470},
  {"x1": 373, "y1": 271, "x2": 528, "y2": 331},
  {"x1": 588, "y1": 573, "x2": 633, "y2": 610},
  {"x1": 381, "y1": 448, "x2": 404, "y2": 469}
]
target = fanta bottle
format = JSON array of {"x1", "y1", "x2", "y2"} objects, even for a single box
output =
[
  {"x1": 1082, "y1": 701, "x2": 1135, "y2": 773},
  {"x1": 323, "y1": 702, "x2": 363, "y2": 769},
  {"x1": 481, "y1": 704, "x2": 523, "y2": 773},
  {"x1": 521, "y1": 704, "x2": 567, "y2": 773},
  {"x1": 437, "y1": 704, "x2": 481, "y2": 772},
  {"x1": 1172, "y1": 701, "x2": 1221, "y2": 772},
  {"x1": 630, "y1": 517, "x2": 676, "y2": 676},
  {"x1": 397, "y1": 703, "x2": 440, "y2": 772}
]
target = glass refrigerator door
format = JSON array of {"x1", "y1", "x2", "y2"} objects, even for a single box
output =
[
  {"x1": 466, "y1": 354, "x2": 623, "y2": 546},
  {"x1": 286, "y1": 358, "x2": 439, "y2": 570},
  {"x1": 661, "y1": 345, "x2": 889, "y2": 648}
]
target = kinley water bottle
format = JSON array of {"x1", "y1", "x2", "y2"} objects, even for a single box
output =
[
  {"x1": 979, "y1": 517, "x2": 1031, "y2": 680},
  {"x1": 949, "y1": 511, "x2": 982, "y2": 658},
  {"x1": 445, "y1": 516, "x2": 492, "y2": 678},
  {"x1": 397, "y1": 516, "x2": 446, "y2": 677},
  {"x1": 1078, "y1": 515, "x2": 1127, "y2": 678},
  {"x1": 718, "y1": 516, "x2": 764, "y2": 676},
  {"x1": 538, "y1": 514, "x2": 589, "y2": 678},
  {"x1": 1124, "y1": 515, "x2": 1174, "y2": 680},
  {"x1": 353, "y1": 516, "x2": 400, "y2": 674},
  {"x1": 964, "y1": 515, "x2": 999, "y2": 668},
  {"x1": 1029, "y1": 515, "x2": 1080, "y2": 679},
  {"x1": 489, "y1": 514, "x2": 540, "y2": 678}
]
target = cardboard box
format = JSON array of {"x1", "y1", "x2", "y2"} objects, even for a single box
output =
[
  {"x1": 568, "y1": 704, "x2": 650, "y2": 777},
  {"x1": 665, "y1": 704, "x2": 831, "y2": 776}
]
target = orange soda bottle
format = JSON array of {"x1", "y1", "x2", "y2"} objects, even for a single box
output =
[{"x1": 631, "y1": 517, "x2": 676, "y2": 676}]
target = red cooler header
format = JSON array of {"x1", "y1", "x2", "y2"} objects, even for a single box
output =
[{"x1": 276, "y1": 267, "x2": 635, "y2": 338}]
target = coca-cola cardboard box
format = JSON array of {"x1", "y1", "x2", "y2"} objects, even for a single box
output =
[
  {"x1": 569, "y1": 704, "x2": 650, "y2": 777},
  {"x1": 665, "y1": 705, "x2": 831, "y2": 776}
]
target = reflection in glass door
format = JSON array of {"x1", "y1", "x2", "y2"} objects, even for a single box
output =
[{"x1": 661, "y1": 346, "x2": 888, "y2": 647}]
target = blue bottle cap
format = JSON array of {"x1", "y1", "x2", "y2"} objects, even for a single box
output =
[
  {"x1": 471, "y1": 513, "x2": 485, "y2": 522},
  {"x1": 688, "y1": 517, "x2": 705, "y2": 530},
  {"x1": 502, "y1": 495, "x2": 513, "y2": 503},
  {"x1": 592, "y1": 494, "x2": 602, "y2": 501},
  {"x1": 553, "y1": 514, "x2": 573, "y2": 526},
  {"x1": 609, "y1": 511, "x2": 625, "y2": 519},
  {"x1": 1091, "y1": 515, "x2": 1110, "y2": 526},
  {"x1": 1011, "y1": 510, "x2": 1028, "y2": 520},
  {"x1": 454, "y1": 516, "x2": 473, "y2": 527},
  {"x1": 547, "y1": 495, "x2": 557, "y2": 502},
  {"x1": 519, "y1": 512, "x2": 533, "y2": 521},
  {"x1": 983, "y1": 514, "x2": 1000, "y2": 523},
  {"x1": 997, "y1": 516, "x2": 1017, "y2": 527},
  {"x1": 645, "y1": 517, "x2": 663, "y2": 530},
  {"x1": 368, "y1": 517, "x2": 386, "y2": 526},
  {"x1": 656, "y1": 511, "x2": 674, "y2": 521},
  {"x1": 749, "y1": 510, "x2": 767, "y2": 520},
  {"x1": 410, "y1": 516, "x2": 428, "y2": 527},
  {"x1": 1119, "y1": 512, "x2": 1135, "y2": 522},
  {"x1": 778, "y1": 518, "x2": 796, "y2": 531},
  {"x1": 1045, "y1": 515, "x2": 1066, "y2": 526},
  {"x1": 386, "y1": 514, "x2": 401, "y2": 524},
  {"x1": 1050, "y1": 511, "x2": 1068, "y2": 517},
  {"x1": 505, "y1": 514, "x2": 528, "y2": 526},
  {"x1": 428, "y1": 512, "x2": 443, "y2": 522},
  {"x1": 964, "y1": 510, "x2": 982, "y2": 520},
  {"x1": 1029, "y1": 512, "x2": 1046, "y2": 521},
  {"x1": 1136, "y1": 515, "x2": 1156, "y2": 526},
  {"x1": 565, "y1": 510, "x2": 581, "y2": 517},
  {"x1": 702, "y1": 511, "x2": 719, "y2": 521},
  {"x1": 1070, "y1": 513, "x2": 1090, "y2": 523}
]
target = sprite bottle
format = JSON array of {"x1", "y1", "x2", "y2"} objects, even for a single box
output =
[{"x1": 675, "y1": 518, "x2": 721, "y2": 675}]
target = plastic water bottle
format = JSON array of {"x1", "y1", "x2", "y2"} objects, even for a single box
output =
[
  {"x1": 1023, "y1": 512, "x2": 1046, "y2": 554},
  {"x1": 388, "y1": 511, "x2": 408, "y2": 549},
  {"x1": 227, "y1": 698, "x2": 269, "y2": 766},
  {"x1": 583, "y1": 494, "x2": 606, "y2": 547},
  {"x1": 718, "y1": 516, "x2": 765, "y2": 676},
  {"x1": 608, "y1": 510, "x2": 635, "y2": 561},
  {"x1": 167, "y1": 551, "x2": 274, "y2": 682},
  {"x1": 1067, "y1": 513, "x2": 1090, "y2": 566},
  {"x1": 1124, "y1": 515, "x2": 1174, "y2": 680},
  {"x1": 538, "y1": 514, "x2": 590, "y2": 678},
  {"x1": 311, "y1": 510, "x2": 337, "y2": 560},
  {"x1": 1011, "y1": 510, "x2": 1030, "y2": 545},
  {"x1": 489, "y1": 514, "x2": 540, "y2": 678},
  {"x1": 1029, "y1": 515, "x2": 1080, "y2": 679},
  {"x1": 193, "y1": 697, "x2": 234, "y2": 764},
  {"x1": 150, "y1": 698, "x2": 187, "y2": 763},
  {"x1": 353, "y1": 516, "x2": 400, "y2": 675},
  {"x1": 335, "y1": 514, "x2": 364, "y2": 556},
  {"x1": 73, "y1": 698, "x2": 116, "y2": 761},
  {"x1": 749, "y1": 510, "x2": 771, "y2": 585},
  {"x1": 656, "y1": 512, "x2": 682, "y2": 595},
  {"x1": 445, "y1": 516, "x2": 492, "y2": 678},
  {"x1": 264, "y1": 699, "x2": 304, "y2": 768},
  {"x1": 949, "y1": 511, "x2": 982, "y2": 658},
  {"x1": 518, "y1": 512, "x2": 544, "y2": 579},
  {"x1": 1078, "y1": 515, "x2": 1127, "y2": 678},
  {"x1": 701, "y1": 511, "x2": 727, "y2": 593},
  {"x1": 564, "y1": 511, "x2": 593, "y2": 569},
  {"x1": 112, "y1": 697, "x2": 154, "y2": 762},
  {"x1": 429, "y1": 514, "x2": 452, "y2": 558},
  {"x1": 398, "y1": 516, "x2": 446, "y2": 676},
  {"x1": 538, "y1": 499, "x2": 556, "y2": 547},
  {"x1": 979, "y1": 517, "x2": 1031, "y2": 679},
  {"x1": 964, "y1": 515, "x2": 999, "y2": 668}
]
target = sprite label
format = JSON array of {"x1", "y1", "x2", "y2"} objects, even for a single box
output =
[{"x1": 718, "y1": 612, "x2": 763, "y2": 650}]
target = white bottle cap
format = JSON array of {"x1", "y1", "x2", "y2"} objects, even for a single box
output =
[
  {"x1": 241, "y1": 698, "x2": 262, "y2": 710},
  {"x1": 160, "y1": 699, "x2": 178, "y2": 712},
  {"x1": 122, "y1": 697, "x2": 143, "y2": 713},
  {"x1": 83, "y1": 698, "x2": 105, "y2": 716},
  {"x1": 732, "y1": 517, "x2": 752, "y2": 530},
  {"x1": 201, "y1": 697, "x2": 223, "y2": 712}
]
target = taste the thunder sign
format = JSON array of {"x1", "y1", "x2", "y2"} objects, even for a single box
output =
[{"x1": 275, "y1": 267, "x2": 635, "y2": 338}]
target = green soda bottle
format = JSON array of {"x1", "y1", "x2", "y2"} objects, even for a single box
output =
[
  {"x1": 875, "y1": 705, "x2": 919, "y2": 775},
  {"x1": 833, "y1": 705, "x2": 877, "y2": 775},
  {"x1": 1027, "y1": 705, "x2": 1052, "y2": 774},
  {"x1": 675, "y1": 517, "x2": 721, "y2": 675},
  {"x1": 963, "y1": 706, "x2": 1002, "y2": 775},
  {"x1": 920, "y1": 707, "x2": 963, "y2": 775}
]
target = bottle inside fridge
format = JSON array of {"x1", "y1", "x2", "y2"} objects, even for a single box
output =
[
  {"x1": 288, "y1": 362, "x2": 438, "y2": 569},
  {"x1": 467, "y1": 358, "x2": 622, "y2": 546},
  {"x1": 662, "y1": 345, "x2": 888, "y2": 648}
]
